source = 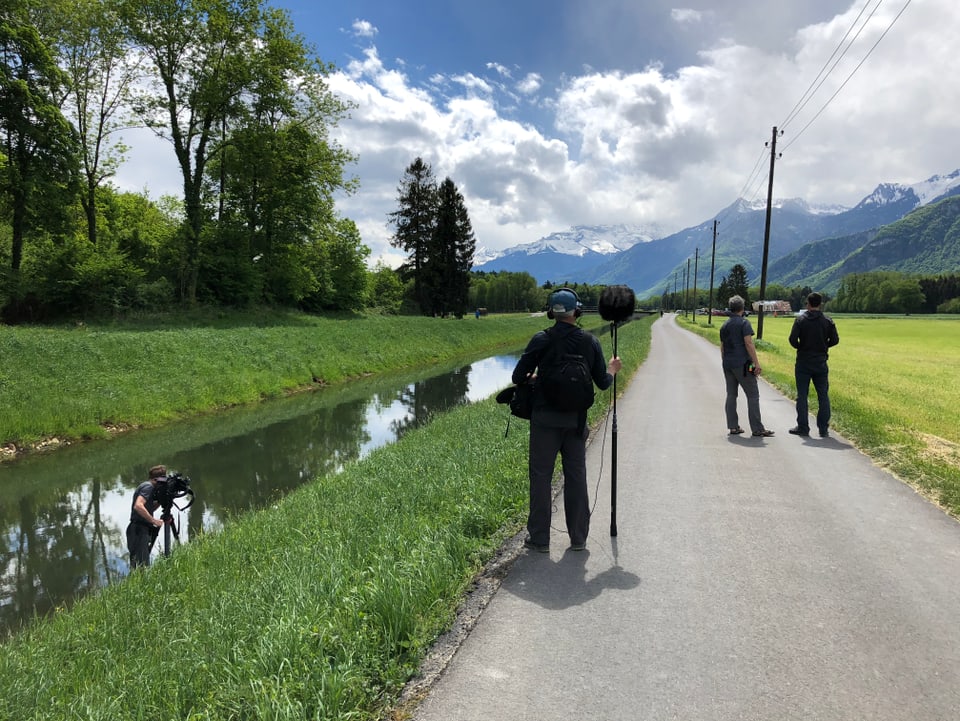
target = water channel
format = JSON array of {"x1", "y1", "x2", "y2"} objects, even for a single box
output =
[{"x1": 0, "y1": 349, "x2": 526, "y2": 639}]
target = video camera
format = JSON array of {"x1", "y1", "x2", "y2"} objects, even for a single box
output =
[{"x1": 154, "y1": 471, "x2": 195, "y2": 512}]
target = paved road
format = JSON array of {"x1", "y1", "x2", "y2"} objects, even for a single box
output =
[{"x1": 411, "y1": 314, "x2": 960, "y2": 721}]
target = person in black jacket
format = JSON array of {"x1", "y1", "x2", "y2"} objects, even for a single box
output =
[
  {"x1": 512, "y1": 288, "x2": 621, "y2": 553},
  {"x1": 788, "y1": 292, "x2": 840, "y2": 437}
]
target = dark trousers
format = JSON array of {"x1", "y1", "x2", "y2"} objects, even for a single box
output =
[
  {"x1": 528, "y1": 423, "x2": 590, "y2": 546},
  {"x1": 126, "y1": 522, "x2": 155, "y2": 568},
  {"x1": 795, "y1": 357, "x2": 831, "y2": 433}
]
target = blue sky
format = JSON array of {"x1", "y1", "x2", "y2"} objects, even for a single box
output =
[{"x1": 115, "y1": 0, "x2": 959, "y2": 267}]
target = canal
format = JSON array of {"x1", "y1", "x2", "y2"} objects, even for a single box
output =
[{"x1": 0, "y1": 349, "x2": 523, "y2": 638}]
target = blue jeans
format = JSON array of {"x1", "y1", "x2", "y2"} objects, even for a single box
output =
[{"x1": 795, "y1": 357, "x2": 831, "y2": 433}]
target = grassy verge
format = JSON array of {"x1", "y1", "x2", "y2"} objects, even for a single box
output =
[
  {"x1": 0, "y1": 310, "x2": 565, "y2": 452},
  {"x1": 0, "y1": 317, "x2": 653, "y2": 721},
  {"x1": 677, "y1": 313, "x2": 960, "y2": 516}
]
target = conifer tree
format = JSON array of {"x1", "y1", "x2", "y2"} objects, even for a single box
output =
[
  {"x1": 389, "y1": 157, "x2": 437, "y2": 312},
  {"x1": 425, "y1": 177, "x2": 475, "y2": 317}
]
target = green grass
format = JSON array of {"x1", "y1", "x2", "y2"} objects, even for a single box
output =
[
  {"x1": 0, "y1": 317, "x2": 653, "y2": 721},
  {"x1": 0, "y1": 311, "x2": 563, "y2": 449},
  {"x1": 679, "y1": 313, "x2": 960, "y2": 515}
]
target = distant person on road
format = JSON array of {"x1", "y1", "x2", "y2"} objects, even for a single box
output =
[
  {"x1": 126, "y1": 464, "x2": 168, "y2": 568},
  {"x1": 788, "y1": 292, "x2": 840, "y2": 438},
  {"x1": 512, "y1": 288, "x2": 622, "y2": 554},
  {"x1": 720, "y1": 295, "x2": 774, "y2": 437}
]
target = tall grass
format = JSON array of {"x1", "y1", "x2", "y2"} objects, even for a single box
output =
[
  {"x1": 0, "y1": 317, "x2": 653, "y2": 721},
  {"x1": 679, "y1": 313, "x2": 960, "y2": 515},
  {"x1": 0, "y1": 312, "x2": 555, "y2": 448}
]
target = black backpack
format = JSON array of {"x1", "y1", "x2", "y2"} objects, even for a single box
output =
[{"x1": 537, "y1": 327, "x2": 595, "y2": 412}]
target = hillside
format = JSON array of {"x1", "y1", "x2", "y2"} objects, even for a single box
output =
[{"x1": 794, "y1": 195, "x2": 960, "y2": 291}]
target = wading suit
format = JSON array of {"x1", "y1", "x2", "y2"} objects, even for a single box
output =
[{"x1": 512, "y1": 322, "x2": 614, "y2": 549}]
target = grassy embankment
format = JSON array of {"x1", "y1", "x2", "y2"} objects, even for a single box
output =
[
  {"x1": 0, "y1": 315, "x2": 654, "y2": 721},
  {"x1": 0, "y1": 310, "x2": 567, "y2": 454},
  {"x1": 678, "y1": 313, "x2": 960, "y2": 516}
]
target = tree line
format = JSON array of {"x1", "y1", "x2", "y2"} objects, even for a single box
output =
[{"x1": 2, "y1": 0, "x2": 372, "y2": 321}]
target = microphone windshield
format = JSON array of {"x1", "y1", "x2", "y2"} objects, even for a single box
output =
[{"x1": 598, "y1": 285, "x2": 636, "y2": 322}]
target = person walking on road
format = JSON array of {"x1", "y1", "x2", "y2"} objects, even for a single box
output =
[
  {"x1": 720, "y1": 295, "x2": 774, "y2": 437},
  {"x1": 788, "y1": 291, "x2": 840, "y2": 438},
  {"x1": 512, "y1": 288, "x2": 621, "y2": 553}
]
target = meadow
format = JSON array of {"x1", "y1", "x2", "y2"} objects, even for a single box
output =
[
  {"x1": 0, "y1": 310, "x2": 558, "y2": 453},
  {"x1": 0, "y1": 317, "x2": 654, "y2": 721},
  {"x1": 679, "y1": 313, "x2": 960, "y2": 516}
]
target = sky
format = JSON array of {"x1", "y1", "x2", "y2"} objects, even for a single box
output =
[{"x1": 114, "y1": 0, "x2": 960, "y2": 268}]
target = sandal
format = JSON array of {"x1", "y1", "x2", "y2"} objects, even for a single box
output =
[
  {"x1": 752, "y1": 429, "x2": 775, "y2": 437},
  {"x1": 728, "y1": 428, "x2": 744, "y2": 435}
]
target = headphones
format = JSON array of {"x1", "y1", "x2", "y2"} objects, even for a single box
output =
[{"x1": 546, "y1": 287, "x2": 583, "y2": 319}]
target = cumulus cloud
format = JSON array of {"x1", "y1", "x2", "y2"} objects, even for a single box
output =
[
  {"x1": 113, "y1": 0, "x2": 960, "y2": 270},
  {"x1": 351, "y1": 19, "x2": 377, "y2": 38},
  {"x1": 671, "y1": 9, "x2": 704, "y2": 24}
]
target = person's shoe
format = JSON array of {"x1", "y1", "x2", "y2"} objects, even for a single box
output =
[
  {"x1": 728, "y1": 427, "x2": 745, "y2": 435},
  {"x1": 523, "y1": 536, "x2": 549, "y2": 553},
  {"x1": 569, "y1": 541, "x2": 587, "y2": 551},
  {"x1": 788, "y1": 426, "x2": 810, "y2": 436},
  {"x1": 819, "y1": 428, "x2": 830, "y2": 437},
  {"x1": 752, "y1": 429, "x2": 775, "y2": 437}
]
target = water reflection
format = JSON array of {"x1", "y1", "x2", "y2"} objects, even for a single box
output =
[{"x1": 0, "y1": 352, "x2": 520, "y2": 638}]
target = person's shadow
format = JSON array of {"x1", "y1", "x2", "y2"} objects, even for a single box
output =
[{"x1": 504, "y1": 544, "x2": 641, "y2": 610}]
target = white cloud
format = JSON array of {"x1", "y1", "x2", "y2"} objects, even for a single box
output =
[
  {"x1": 114, "y1": 0, "x2": 960, "y2": 271},
  {"x1": 516, "y1": 72, "x2": 543, "y2": 96},
  {"x1": 351, "y1": 19, "x2": 377, "y2": 38},
  {"x1": 671, "y1": 8, "x2": 704, "y2": 24}
]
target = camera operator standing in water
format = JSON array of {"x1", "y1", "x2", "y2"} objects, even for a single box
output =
[{"x1": 125, "y1": 464, "x2": 168, "y2": 568}]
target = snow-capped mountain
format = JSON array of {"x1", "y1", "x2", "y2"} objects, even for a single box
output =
[
  {"x1": 474, "y1": 223, "x2": 665, "y2": 283},
  {"x1": 475, "y1": 223, "x2": 664, "y2": 268},
  {"x1": 475, "y1": 169, "x2": 960, "y2": 290}
]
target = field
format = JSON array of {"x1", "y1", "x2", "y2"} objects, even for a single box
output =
[
  {"x1": 0, "y1": 318, "x2": 654, "y2": 721},
  {"x1": 0, "y1": 310, "x2": 553, "y2": 453},
  {"x1": 680, "y1": 313, "x2": 960, "y2": 515}
]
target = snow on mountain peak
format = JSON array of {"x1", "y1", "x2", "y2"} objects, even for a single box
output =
[{"x1": 477, "y1": 223, "x2": 665, "y2": 264}]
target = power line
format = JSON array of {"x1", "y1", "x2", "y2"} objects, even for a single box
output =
[
  {"x1": 779, "y1": 0, "x2": 883, "y2": 131},
  {"x1": 781, "y1": 0, "x2": 913, "y2": 152}
]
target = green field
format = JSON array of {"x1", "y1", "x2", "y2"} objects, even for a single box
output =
[
  {"x1": 0, "y1": 311, "x2": 556, "y2": 452},
  {"x1": 0, "y1": 317, "x2": 654, "y2": 721},
  {"x1": 680, "y1": 313, "x2": 960, "y2": 515}
]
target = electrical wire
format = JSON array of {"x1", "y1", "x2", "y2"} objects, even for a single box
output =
[
  {"x1": 779, "y1": 0, "x2": 883, "y2": 131},
  {"x1": 781, "y1": 0, "x2": 913, "y2": 152}
]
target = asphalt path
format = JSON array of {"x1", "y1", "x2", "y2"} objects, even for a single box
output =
[{"x1": 411, "y1": 314, "x2": 960, "y2": 721}]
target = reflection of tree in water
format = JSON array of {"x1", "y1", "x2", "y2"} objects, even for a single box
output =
[
  {"x1": 170, "y1": 396, "x2": 372, "y2": 519},
  {"x1": 1, "y1": 479, "x2": 121, "y2": 639},
  {"x1": 389, "y1": 366, "x2": 472, "y2": 439},
  {"x1": 0, "y1": 354, "x2": 510, "y2": 638}
]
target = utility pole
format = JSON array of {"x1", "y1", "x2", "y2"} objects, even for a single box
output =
[
  {"x1": 684, "y1": 257, "x2": 691, "y2": 316},
  {"x1": 708, "y1": 220, "x2": 717, "y2": 326},
  {"x1": 757, "y1": 125, "x2": 781, "y2": 340},
  {"x1": 692, "y1": 248, "x2": 699, "y2": 319},
  {"x1": 673, "y1": 271, "x2": 678, "y2": 310}
]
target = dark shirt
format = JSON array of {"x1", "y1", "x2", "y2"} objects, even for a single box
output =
[
  {"x1": 512, "y1": 322, "x2": 613, "y2": 426},
  {"x1": 129, "y1": 481, "x2": 159, "y2": 525},
  {"x1": 719, "y1": 314, "x2": 753, "y2": 371},
  {"x1": 789, "y1": 309, "x2": 839, "y2": 360}
]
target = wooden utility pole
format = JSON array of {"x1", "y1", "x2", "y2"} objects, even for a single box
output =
[
  {"x1": 708, "y1": 220, "x2": 718, "y2": 326},
  {"x1": 684, "y1": 257, "x2": 691, "y2": 316},
  {"x1": 757, "y1": 126, "x2": 781, "y2": 340},
  {"x1": 692, "y1": 248, "x2": 699, "y2": 317}
]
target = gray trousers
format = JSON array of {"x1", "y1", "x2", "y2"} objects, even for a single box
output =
[
  {"x1": 723, "y1": 367, "x2": 764, "y2": 433},
  {"x1": 528, "y1": 422, "x2": 590, "y2": 546}
]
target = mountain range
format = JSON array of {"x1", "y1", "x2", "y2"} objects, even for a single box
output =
[{"x1": 474, "y1": 170, "x2": 960, "y2": 298}]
